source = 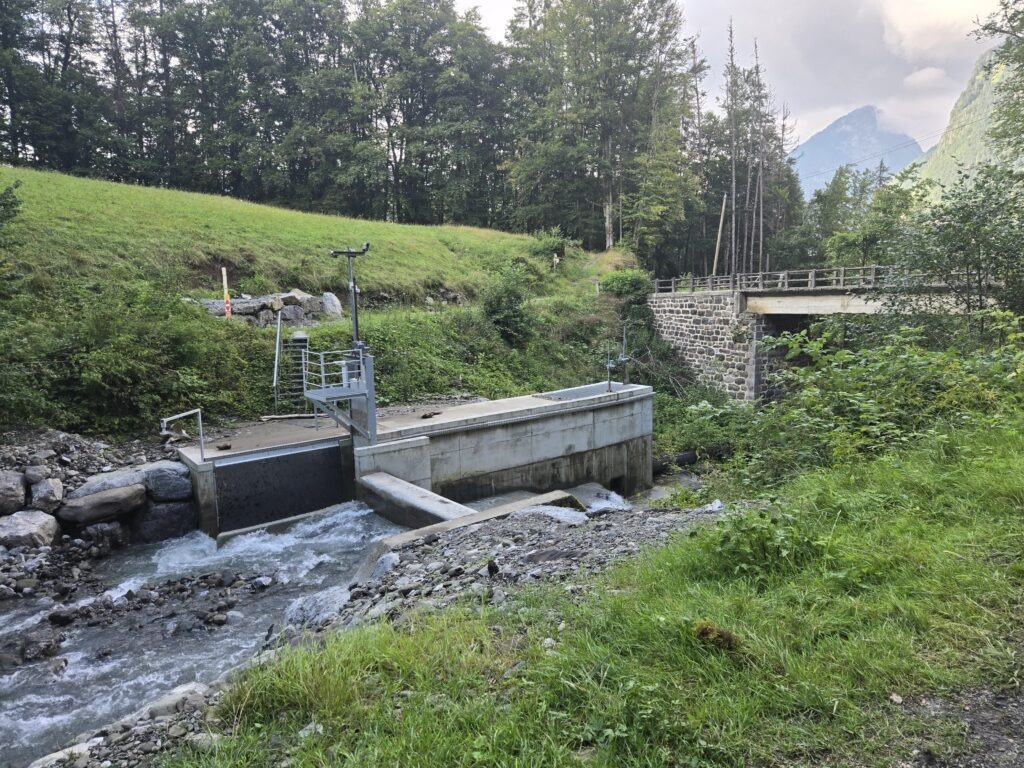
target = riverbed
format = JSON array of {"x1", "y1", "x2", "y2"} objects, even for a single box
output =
[{"x1": 0, "y1": 502, "x2": 401, "y2": 767}]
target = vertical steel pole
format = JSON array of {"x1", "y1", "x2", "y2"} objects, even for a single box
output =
[{"x1": 348, "y1": 254, "x2": 359, "y2": 348}]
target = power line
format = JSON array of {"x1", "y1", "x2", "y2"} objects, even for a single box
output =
[{"x1": 797, "y1": 114, "x2": 991, "y2": 182}]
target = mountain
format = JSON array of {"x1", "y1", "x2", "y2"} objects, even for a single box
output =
[
  {"x1": 918, "y1": 50, "x2": 1001, "y2": 189},
  {"x1": 790, "y1": 106, "x2": 922, "y2": 198}
]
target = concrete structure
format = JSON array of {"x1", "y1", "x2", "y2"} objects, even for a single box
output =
[
  {"x1": 648, "y1": 265, "x2": 939, "y2": 400},
  {"x1": 178, "y1": 382, "x2": 653, "y2": 536}
]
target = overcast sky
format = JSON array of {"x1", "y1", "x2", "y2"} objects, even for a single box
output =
[{"x1": 453, "y1": 0, "x2": 1000, "y2": 148}]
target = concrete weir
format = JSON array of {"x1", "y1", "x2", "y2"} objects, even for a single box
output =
[{"x1": 177, "y1": 382, "x2": 654, "y2": 537}]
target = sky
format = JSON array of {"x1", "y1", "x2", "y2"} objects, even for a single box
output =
[{"x1": 453, "y1": 0, "x2": 1001, "y2": 149}]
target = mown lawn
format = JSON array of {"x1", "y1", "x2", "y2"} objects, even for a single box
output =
[
  {"x1": 0, "y1": 166, "x2": 544, "y2": 300},
  {"x1": 166, "y1": 418, "x2": 1024, "y2": 767}
]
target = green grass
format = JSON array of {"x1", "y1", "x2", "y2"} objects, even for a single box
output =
[
  {"x1": 0, "y1": 166, "x2": 546, "y2": 300},
  {"x1": 167, "y1": 418, "x2": 1024, "y2": 768}
]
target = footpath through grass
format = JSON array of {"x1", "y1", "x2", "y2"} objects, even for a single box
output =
[{"x1": 167, "y1": 417, "x2": 1024, "y2": 768}]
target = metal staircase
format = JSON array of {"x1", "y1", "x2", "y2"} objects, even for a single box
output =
[
  {"x1": 302, "y1": 347, "x2": 377, "y2": 445},
  {"x1": 272, "y1": 315, "x2": 309, "y2": 414}
]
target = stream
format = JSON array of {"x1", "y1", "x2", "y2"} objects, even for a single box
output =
[{"x1": 0, "y1": 502, "x2": 402, "y2": 768}]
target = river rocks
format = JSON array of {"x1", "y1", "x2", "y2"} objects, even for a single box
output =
[
  {"x1": 511, "y1": 505, "x2": 589, "y2": 526},
  {"x1": 0, "y1": 509, "x2": 60, "y2": 548},
  {"x1": 322, "y1": 291, "x2": 343, "y2": 317},
  {"x1": 25, "y1": 464, "x2": 52, "y2": 485},
  {"x1": 147, "y1": 683, "x2": 210, "y2": 718},
  {"x1": 30, "y1": 478, "x2": 64, "y2": 513},
  {"x1": 128, "y1": 502, "x2": 196, "y2": 544},
  {"x1": 142, "y1": 461, "x2": 192, "y2": 502},
  {"x1": 0, "y1": 469, "x2": 26, "y2": 515},
  {"x1": 285, "y1": 586, "x2": 351, "y2": 628},
  {"x1": 58, "y1": 484, "x2": 147, "y2": 525}
]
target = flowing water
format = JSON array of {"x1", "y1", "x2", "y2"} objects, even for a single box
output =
[{"x1": 0, "y1": 502, "x2": 402, "y2": 767}]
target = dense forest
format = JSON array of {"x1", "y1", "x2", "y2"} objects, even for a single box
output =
[
  {"x1": 0, "y1": 0, "x2": 806, "y2": 275},
  {"x1": 0, "y1": 0, "x2": 1021, "y2": 278}
]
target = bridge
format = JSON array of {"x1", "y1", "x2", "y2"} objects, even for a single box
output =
[{"x1": 648, "y1": 265, "x2": 953, "y2": 400}]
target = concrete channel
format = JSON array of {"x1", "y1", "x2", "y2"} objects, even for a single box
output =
[{"x1": 177, "y1": 382, "x2": 654, "y2": 539}]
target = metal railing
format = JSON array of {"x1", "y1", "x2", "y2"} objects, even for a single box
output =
[
  {"x1": 301, "y1": 348, "x2": 369, "y2": 395},
  {"x1": 653, "y1": 265, "x2": 960, "y2": 295}
]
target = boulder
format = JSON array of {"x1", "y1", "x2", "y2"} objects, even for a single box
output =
[
  {"x1": 68, "y1": 460, "x2": 189, "y2": 500},
  {"x1": 285, "y1": 586, "x2": 351, "y2": 628},
  {"x1": 24, "y1": 465, "x2": 51, "y2": 485},
  {"x1": 58, "y1": 484, "x2": 147, "y2": 525},
  {"x1": 146, "y1": 682, "x2": 209, "y2": 718},
  {"x1": 322, "y1": 292, "x2": 344, "y2": 317},
  {"x1": 128, "y1": 501, "x2": 196, "y2": 543},
  {"x1": 67, "y1": 466, "x2": 144, "y2": 499},
  {"x1": 29, "y1": 478, "x2": 63, "y2": 513},
  {"x1": 0, "y1": 470, "x2": 26, "y2": 515},
  {"x1": 280, "y1": 304, "x2": 306, "y2": 326},
  {"x1": 142, "y1": 460, "x2": 192, "y2": 501},
  {"x1": 0, "y1": 510, "x2": 60, "y2": 548}
]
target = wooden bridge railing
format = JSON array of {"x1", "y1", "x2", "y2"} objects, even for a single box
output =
[{"x1": 653, "y1": 265, "x2": 954, "y2": 294}]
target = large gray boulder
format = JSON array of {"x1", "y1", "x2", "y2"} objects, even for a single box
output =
[
  {"x1": 285, "y1": 586, "x2": 350, "y2": 628},
  {"x1": 128, "y1": 502, "x2": 196, "y2": 544},
  {"x1": 280, "y1": 304, "x2": 306, "y2": 326},
  {"x1": 142, "y1": 461, "x2": 192, "y2": 502},
  {"x1": 0, "y1": 510, "x2": 59, "y2": 548},
  {"x1": 68, "y1": 460, "x2": 189, "y2": 500},
  {"x1": 0, "y1": 470, "x2": 26, "y2": 516},
  {"x1": 322, "y1": 292, "x2": 343, "y2": 317},
  {"x1": 58, "y1": 484, "x2": 147, "y2": 525},
  {"x1": 29, "y1": 478, "x2": 63, "y2": 514}
]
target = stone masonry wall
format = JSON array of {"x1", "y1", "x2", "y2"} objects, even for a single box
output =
[{"x1": 649, "y1": 291, "x2": 776, "y2": 400}]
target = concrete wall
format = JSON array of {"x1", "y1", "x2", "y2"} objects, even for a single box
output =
[{"x1": 353, "y1": 386, "x2": 654, "y2": 502}]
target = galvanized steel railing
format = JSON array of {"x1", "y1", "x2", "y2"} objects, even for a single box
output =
[{"x1": 653, "y1": 265, "x2": 961, "y2": 294}]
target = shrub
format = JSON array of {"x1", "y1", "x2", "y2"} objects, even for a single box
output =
[
  {"x1": 482, "y1": 269, "x2": 531, "y2": 347},
  {"x1": 706, "y1": 508, "x2": 822, "y2": 586},
  {"x1": 599, "y1": 268, "x2": 651, "y2": 305}
]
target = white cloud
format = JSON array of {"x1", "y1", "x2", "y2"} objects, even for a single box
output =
[
  {"x1": 872, "y1": 0, "x2": 998, "y2": 60},
  {"x1": 903, "y1": 66, "x2": 955, "y2": 91}
]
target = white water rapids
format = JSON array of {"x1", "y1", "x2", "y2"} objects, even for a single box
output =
[{"x1": 0, "y1": 502, "x2": 401, "y2": 768}]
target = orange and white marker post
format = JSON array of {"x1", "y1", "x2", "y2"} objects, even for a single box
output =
[{"x1": 221, "y1": 267, "x2": 232, "y2": 318}]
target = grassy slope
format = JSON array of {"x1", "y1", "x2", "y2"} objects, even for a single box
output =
[
  {"x1": 0, "y1": 166, "x2": 539, "y2": 299},
  {"x1": 168, "y1": 419, "x2": 1024, "y2": 768}
]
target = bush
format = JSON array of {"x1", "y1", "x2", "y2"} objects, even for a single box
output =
[
  {"x1": 481, "y1": 269, "x2": 532, "y2": 347},
  {"x1": 599, "y1": 268, "x2": 651, "y2": 305},
  {"x1": 705, "y1": 508, "x2": 822, "y2": 586},
  {"x1": 0, "y1": 281, "x2": 275, "y2": 434}
]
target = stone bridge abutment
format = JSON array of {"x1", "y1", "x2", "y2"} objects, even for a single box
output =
[{"x1": 649, "y1": 291, "x2": 794, "y2": 401}]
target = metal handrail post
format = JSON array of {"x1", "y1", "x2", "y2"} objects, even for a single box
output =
[{"x1": 160, "y1": 408, "x2": 205, "y2": 463}]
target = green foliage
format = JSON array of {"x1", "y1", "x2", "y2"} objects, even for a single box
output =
[
  {"x1": 707, "y1": 509, "x2": 821, "y2": 586},
  {"x1": 0, "y1": 283, "x2": 275, "y2": 433},
  {"x1": 166, "y1": 419, "x2": 1024, "y2": 767},
  {"x1": 481, "y1": 270, "x2": 532, "y2": 347},
  {"x1": 599, "y1": 268, "x2": 652, "y2": 305},
  {"x1": 652, "y1": 392, "x2": 744, "y2": 459},
  {"x1": 308, "y1": 297, "x2": 612, "y2": 408},
  {"x1": 728, "y1": 319, "x2": 1022, "y2": 488},
  {"x1": 891, "y1": 164, "x2": 1024, "y2": 315},
  {"x1": 980, "y1": 1, "x2": 1024, "y2": 157}
]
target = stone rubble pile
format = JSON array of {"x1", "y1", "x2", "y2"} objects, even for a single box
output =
[
  {"x1": 0, "y1": 430, "x2": 197, "y2": 555},
  {"x1": 199, "y1": 289, "x2": 343, "y2": 328}
]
